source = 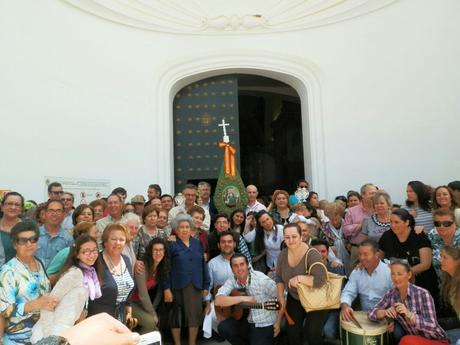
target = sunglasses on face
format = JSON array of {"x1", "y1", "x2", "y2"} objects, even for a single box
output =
[
  {"x1": 16, "y1": 236, "x2": 39, "y2": 245},
  {"x1": 51, "y1": 191, "x2": 64, "y2": 195},
  {"x1": 434, "y1": 221, "x2": 454, "y2": 228}
]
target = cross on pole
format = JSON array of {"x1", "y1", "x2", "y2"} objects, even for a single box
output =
[{"x1": 218, "y1": 118, "x2": 230, "y2": 143}]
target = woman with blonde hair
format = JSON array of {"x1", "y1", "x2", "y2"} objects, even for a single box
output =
[
  {"x1": 268, "y1": 190, "x2": 292, "y2": 226},
  {"x1": 87, "y1": 223, "x2": 135, "y2": 323}
]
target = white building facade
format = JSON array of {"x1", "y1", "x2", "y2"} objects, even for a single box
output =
[{"x1": 1, "y1": 0, "x2": 459, "y2": 203}]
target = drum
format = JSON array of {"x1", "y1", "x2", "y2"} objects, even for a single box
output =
[{"x1": 340, "y1": 311, "x2": 388, "y2": 345}]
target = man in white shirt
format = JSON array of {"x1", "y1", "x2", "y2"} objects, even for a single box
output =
[
  {"x1": 245, "y1": 185, "x2": 267, "y2": 215},
  {"x1": 340, "y1": 240, "x2": 392, "y2": 320},
  {"x1": 168, "y1": 184, "x2": 210, "y2": 231}
]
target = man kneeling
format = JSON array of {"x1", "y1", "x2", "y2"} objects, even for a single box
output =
[{"x1": 215, "y1": 254, "x2": 280, "y2": 345}]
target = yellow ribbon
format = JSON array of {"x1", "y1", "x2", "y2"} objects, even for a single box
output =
[{"x1": 218, "y1": 142, "x2": 237, "y2": 177}]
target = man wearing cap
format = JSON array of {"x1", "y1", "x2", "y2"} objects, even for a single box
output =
[{"x1": 131, "y1": 195, "x2": 145, "y2": 217}]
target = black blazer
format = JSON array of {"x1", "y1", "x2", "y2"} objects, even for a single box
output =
[{"x1": 87, "y1": 254, "x2": 134, "y2": 320}]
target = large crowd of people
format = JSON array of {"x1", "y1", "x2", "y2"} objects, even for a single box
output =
[{"x1": 0, "y1": 179, "x2": 459, "y2": 345}]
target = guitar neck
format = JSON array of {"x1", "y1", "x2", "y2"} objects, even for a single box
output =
[{"x1": 236, "y1": 302, "x2": 265, "y2": 309}]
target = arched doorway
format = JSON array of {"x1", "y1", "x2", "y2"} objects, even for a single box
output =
[{"x1": 173, "y1": 74, "x2": 304, "y2": 198}]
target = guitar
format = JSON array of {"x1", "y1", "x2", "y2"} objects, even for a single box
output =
[{"x1": 214, "y1": 288, "x2": 281, "y2": 321}]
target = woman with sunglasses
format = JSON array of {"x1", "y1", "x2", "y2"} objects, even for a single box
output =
[
  {"x1": 0, "y1": 221, "x2": 57, "y2": 345},
  {"x1": 440, "y1": 245, "x2": 460, "y2": 345},
  {"x1": 369, "y1": 259, "x2": 448, "y2": 345},
  {"x1": 0, "y1": 192, "x2": 24, "y2": 266},
  {"x1": 31, "y1": 234, "x2": 101, "y2": 342},
  {"x1": 428, "y1": 209, "x2": 460, "y2": 279},
  {"x1": 378, "y1": 208, "x2": 439, "y2": 306}
]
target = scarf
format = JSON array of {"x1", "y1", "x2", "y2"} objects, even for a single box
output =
[{"x1": 79, "y1": 262, "x2": 102, "y2": 300}]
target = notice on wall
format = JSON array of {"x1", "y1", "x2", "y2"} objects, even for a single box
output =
[{"x1": 44, "y1": 176, "x2": 111, "y2": 205}]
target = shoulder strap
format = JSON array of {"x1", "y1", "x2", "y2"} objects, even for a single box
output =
[{"x1": 304, "y1": 247, "x2": 317, "y2": 274}]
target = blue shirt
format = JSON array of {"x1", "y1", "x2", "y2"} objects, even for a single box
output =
[
  {"x1": 340, "y1": 260, "x2": 392, "y2": 311},
  {"x1": 164, "y1": 237, "x2": 210, "y2": 291},
  {"x1": 36, "y1": 225, "x2": 73, "y2": 268}
]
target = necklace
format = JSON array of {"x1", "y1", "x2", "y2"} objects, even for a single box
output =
[
  {"x1": 372, "y1": 214, "x2": 390, "y2": 227},
  {"x1": 16, "y1": 256, "x2": 39, "y2": 274},
  {"x1": 103, "y1": 252, "x2": 125, "y2": 276}
]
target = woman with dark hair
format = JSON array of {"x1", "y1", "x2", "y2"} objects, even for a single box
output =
[
  {"x1": 31, "y1": 235, "x2": 100, "y2": 342},
  {"x1": 46, "y1": 221, "x2": 98, "y2": 282},
  {"x1": 269, "y1": 190, "x2": 293, "y2": 225},
  {"x1": 346, "y1": 191, "x2": 361, "y2": 209},
  {"x1": 404, "y1": 180, "x2": 434, "y2": 232},
  {"x1": 440, "y1": 245, "x2": 460, "y2": 344},
  {"x1": 0, "y1": 221, "x2": 56, "y2": 344},
  {"x1": 432, "y1": 185, "x2": 460, "y2": 227},
  {"x1": 378, "y1": 208, "x2": 439, "y2": 304},
  {"x1": 72, "y1": 204, "x2": 94, "y2": 226},
  {"x1": 0, "y1": 192, "x2": 24, "y2": 265},
  {"x1": 245, "y1": 210, "x2": 284, "y2": 273},
  {"x1": 89, "y1": 199, "x2": 106, "y2": 222},
  {"x1": 230, "y1": 208, "x2": 246, "y2": 233},
  {"x1": 369, "y1": 260, "x2": 448, "y2": 345},
  {"x1": 275, "y1": 223, "x2": 327, "y2": 345},
  {"x1": 132, "y1": 237, "x2": 170, "y2": 334}
]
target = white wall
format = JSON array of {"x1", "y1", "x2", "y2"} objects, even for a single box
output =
[{"x1": 0, "y1": 0, "x2": 459, "y2": 203}]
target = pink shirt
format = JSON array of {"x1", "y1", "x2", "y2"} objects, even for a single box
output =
[{"x1": 343, "y1": 204, "x2": 373, "y2": 245}]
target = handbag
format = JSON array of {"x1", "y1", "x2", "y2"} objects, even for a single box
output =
[{"x1": 297, "y1": 248, "x2": 345, "y2": 313}]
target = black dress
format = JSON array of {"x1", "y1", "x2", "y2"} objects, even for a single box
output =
[{"x1": 378, "y1": 229, "x2": 439, "y2": 307}]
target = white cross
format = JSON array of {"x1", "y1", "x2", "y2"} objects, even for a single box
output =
[{"x1": 218, "y1": 118, "x2": 230, "y2": 143}]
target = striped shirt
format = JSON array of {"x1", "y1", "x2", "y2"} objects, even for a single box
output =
[
  {"x1": 403, "y1": 206, "x2": 434, "y2": 232},
  {"x1": 113, "y1": 266, "x2": 135, "y2": 304},
  {"x1": 368, "y1": 283, "x2": 447, "y2": 340}
]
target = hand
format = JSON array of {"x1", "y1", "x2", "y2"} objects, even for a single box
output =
[
  {"x1": 384, "y1": 307, "x2": 398, "y2": 319},
  {"x1": 202, "y1": 290, "x2": 209, "y2": 297},
  {"x1": 61, "y1": 312, "x2": 140, "y2": 345},
  {"x1": 36, "y1": 295, "x2": 59, "y2": 311},
  {"x1": 273, "y1": 321, "x2": 281, "y2": 337},
  {"x1": 340, "y1": 304, "x2": 354, "y2": 322},
  {"x1": 134, "y1": 261, "x2": 145, "y2": 275},
  {"x1": 204, "y1": 302, "x2": 212, "y2": 315},
  {"x1": 288, "y1": 276, "x2": 300, "y2": 289},
  {"x1": 330, "y1": 260, "x2": 342, "y2": 268},
  {"x1": 394, "y1": 302, "x2": 409, "y2": 317},
  {"x1": 387, "y1": 321, "x2": 395, "y2": 333},
  {"x1": 168, "y1": 235, "x2": 176, "y2": 242},
  {"x1": 164, "y1": 289, "x2": 173, "y2": 303}
]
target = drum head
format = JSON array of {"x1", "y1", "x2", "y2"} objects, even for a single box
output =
[{"x1": 340, "y1": 311, "x2": 387, "y2": 336}]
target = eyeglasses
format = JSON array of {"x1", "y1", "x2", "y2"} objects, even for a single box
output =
[
  {"x1": 434, "y1": 221, "x2": 454, "y2": 228},
  {"x1": 50, "y1": 191, "x2": 64, "y2": 195},
  {"x1": 46, "y1": 209, "x2": 64, "y2": 215},
  {"x1": 16, "y1": 236, "x2": 39, "y2": 245},
  {"x1": 61, "y1": 198, "x2": 72, "y2": 202},
  {"x1": 80, "y1": 248, "x2": 99, "y2": 256},
  {"x1": 389, "y1": 257, "x2": 411, "y2": 268},
  {"x1": 152, "y1": 249, "x2": 165, "y2": 253},
  {"x1": 4, "y1": 202, "x2": 22, "y2": 208}
]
